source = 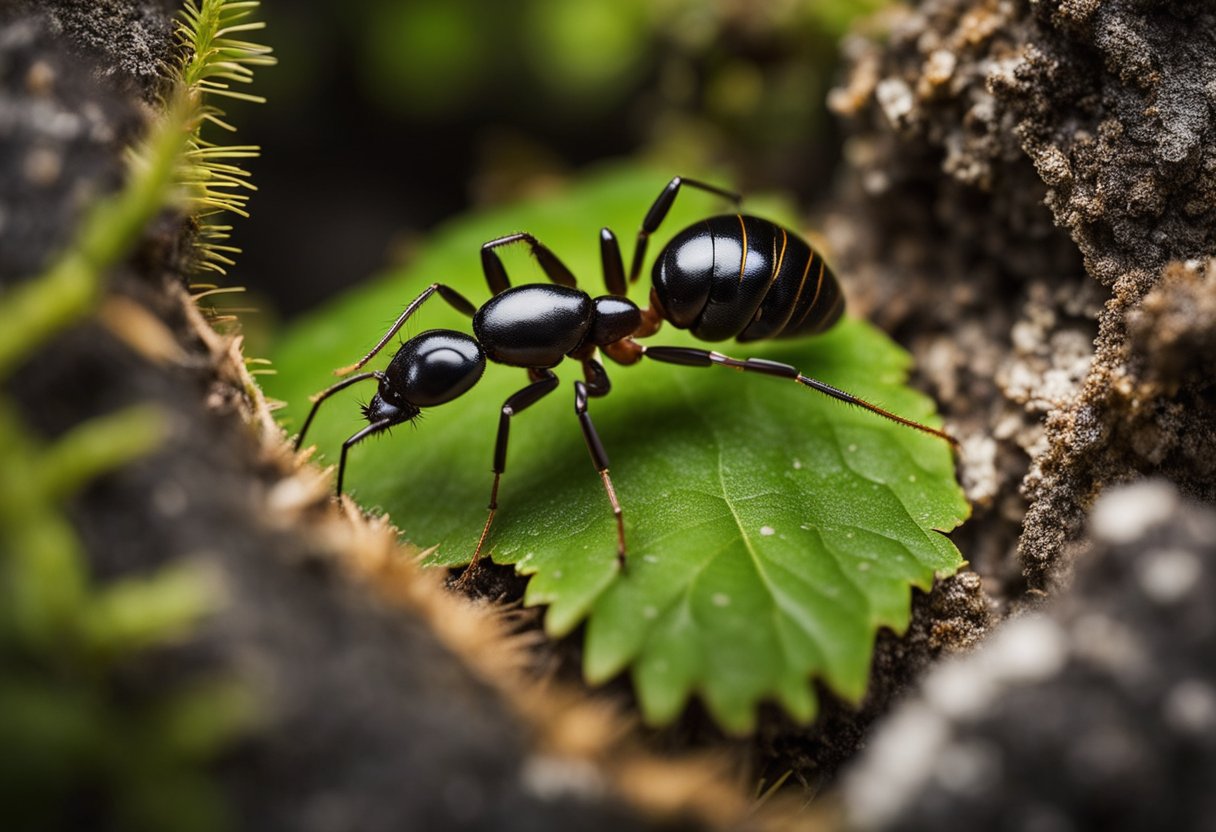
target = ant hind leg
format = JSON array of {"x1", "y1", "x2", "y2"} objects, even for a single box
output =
[{"x1": 641, "y1": 345, "x2": 958, "y2": 446}]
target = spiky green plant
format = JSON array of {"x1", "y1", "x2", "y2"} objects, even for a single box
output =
[{"x1": 177, "y1": 0, "x2": 276, "y2": 274}]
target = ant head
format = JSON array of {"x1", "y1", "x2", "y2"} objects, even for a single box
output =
[
  {"x1": 381, "y1": 329, "x2": 486, "y2": 412},
  {"x1": 361, "y1": 394, "x2": 419, "y2": 426}
]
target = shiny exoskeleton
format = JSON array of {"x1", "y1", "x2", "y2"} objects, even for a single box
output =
[
  {"x1": 651, "y1": 215, "x2": 842, "y2": 341},
  {"x1": 295, "y1": 177, "x2": 955, "y2": 582}
]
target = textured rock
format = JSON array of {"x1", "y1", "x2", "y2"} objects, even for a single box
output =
[
  {"x1": 828, "y1": 1, "x2": 1216, "y2": 826},
  {"x1": 827, "y1": 0, "x2": 1216, "y2": 590},
  {"x1": 844, "y1": 481, "x2": 1216, "y2": 831},
  {"x1": 998, "y1": 0, "x2": 1216, "y2": 590}
]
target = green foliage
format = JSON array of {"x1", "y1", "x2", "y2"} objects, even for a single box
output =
[
  {"x1": 524, "y1": 0, "x2": 647, "y2": 97},
  {"x1": 348, "y1": 0, "x2": 893, "y2": 122},
  {"x1": 0, "y1": 399, "x2": 252, "y2": 832},
  {"x1": 804, "y1": 0, "x2": 894, "y2": 37},
  {"x1": 0, "y1": 406, "x2": 168, "y2": 643},
  {"x1": 269, "y1": 164, "x2": 968, "y2": 732}
]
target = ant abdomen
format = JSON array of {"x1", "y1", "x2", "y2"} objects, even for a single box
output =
[{"x1": 652, "y1": 215, "x2": 843, "y2": 343}]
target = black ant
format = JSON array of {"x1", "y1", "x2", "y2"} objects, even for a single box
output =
[{"x1": 295, "y1": 177, "x2": 956, "y2": 580}]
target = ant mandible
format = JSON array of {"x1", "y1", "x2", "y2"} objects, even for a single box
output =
[{"x1": 294, "y1": 177, "x2": 956, "y2": 580}]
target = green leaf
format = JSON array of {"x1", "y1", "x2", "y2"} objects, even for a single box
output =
[{"x1": 266, "y1": 163, "x2": 968, "y2": 733}]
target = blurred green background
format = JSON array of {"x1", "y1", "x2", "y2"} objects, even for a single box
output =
[{"x1": 232, "y1": 0, "x2": 891, "y2": 320}]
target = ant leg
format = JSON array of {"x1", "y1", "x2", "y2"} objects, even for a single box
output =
[
  {"x1": 295, "y1": 371, "x2": 384, "y2": 451},
  {"x1": 481, "y1": 232, "x2": 578, "y2": 295},
  {"x1": 629, "y1": 176, "x2": 743, "y2": 283},
  {"x1": 337, "y1": 283, "x2": 477, "y2": 376},
  {"x1": 574, "y1": 363, "x2": 626, "y2": 570},
  {"x1": 460, "y1": 369, "x2": 560, "y2": 586},
  {"x1": 599, "y1": 228, "x2": 627, "y2": 296},
  {"x1": 581, "y1": 356, "x2": 611, "y2": 397},
  {"x1": 337, "y1": 417, "x2": 397, "y2": 497},
  {"x1": 642, "y1": 345, "x2": 958, "y2": 446}
]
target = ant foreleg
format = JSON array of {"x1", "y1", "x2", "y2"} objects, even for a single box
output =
[
  {"x1": 458, "y1": 369, "x2": 560, "y2": 587},
  {"x1": 481, "y1": 232, "x2": 578, "y2": 295},
  {"x1": 629, "y1": 176, "x2": 743, "y2": 284},
  {"x1": 336, "y1": 418, "x2": 396, "y2": 497},
  {"x1": 295, "y1": 371, "x2": 384, "y2": 451},
  {"x1": 337, "y1": 283, "x2": 477, "y2": 376},
  {"x1": 642, "y1": 345, "x2": 958, "y2": 446}
]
